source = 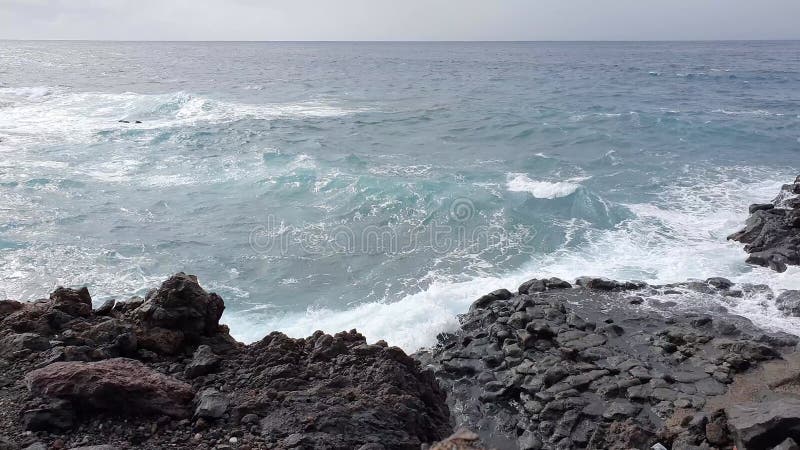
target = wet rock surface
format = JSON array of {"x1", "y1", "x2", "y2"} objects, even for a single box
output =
[
  {"x1": 729, "y1": 174, "x2": 800, "y2": 272},
  {"x1": 415, "y1": 276, "x2": 800, "y2": 450},
  {"x1": 0, "y1": 273, "x2": 450, "y2": 449}
]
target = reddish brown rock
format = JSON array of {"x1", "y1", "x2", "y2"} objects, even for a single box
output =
[
  {"x1": 25, "y1": 358, "x2": 194, "y2": 418},
  {"x1": 136, "y1": 326, "x2": 185, "y2": 355},
  {"x1": 429, "y1": 429, "x2": 486, "y2": 450}
]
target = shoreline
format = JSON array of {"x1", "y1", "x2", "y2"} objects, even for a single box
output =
[
  {"x1": 0, "y1": 177, "x2": 798, "y2": 449},
  {"x1": 2, "y1": 272, "x2": 800, "y2": 449}
]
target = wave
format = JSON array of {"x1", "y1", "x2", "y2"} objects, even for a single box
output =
[
  {"x1": 711, "y1": 109, "x2": 783, "y2": 117},
  {"x1": 506, "y1": 173, "x2": 585, "y2": 199},
  {"x1": 0, "y1": 87, "x2": 368, "y2": 147},
  {"x1": 225, "y1": 167, "x2": 800, "y2": 352},
  {"x1": 0, "y1": 86, "x2": 55, "y2": 100}
]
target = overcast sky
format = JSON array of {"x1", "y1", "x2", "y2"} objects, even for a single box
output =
[{"x1": 1, "y1": 0, "x2": 799, "y2": 41}]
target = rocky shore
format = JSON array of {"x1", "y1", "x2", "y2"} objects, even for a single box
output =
[
  {"x1": 0, "y1": 273, "x2": 450, "y2": 450},
  {"x1": 4, "y1": 274, "x2": 800, "y2": 450},
  {"x1": 1, "y1": 175, "x2": 799, "y2": 450},
  {"x1": 417, "y1": 277, "x2": 800, "y2": 450},
  {"x1": 729, "y1": 175, "x2": 800, "y2": 272}
]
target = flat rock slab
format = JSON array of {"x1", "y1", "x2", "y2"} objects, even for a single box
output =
[
  {"x1": 25, "y1": 358, "x2": 193, "y2": 418},
  {"x1": 727, "y1": 398, "x2": 800, "y2": 450}
]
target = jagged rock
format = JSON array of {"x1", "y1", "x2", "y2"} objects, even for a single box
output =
[
  {"x1": 135, "y1": 272, "x2": 224, "y2": 339},
  {"x1": 0, "y1": 274, "x2": 450, "y2": 449},
  {"x1": 469, "y1": 289, "x2": 513, "y2": 311},
  {"x1": 245, "y1": 330, "x2": 450, "y2": 449},
  {"x1": 729, "y1": 176, "x2": 800, "y2": 272},
  {"x1": 185, "y1": 345, "x2": 221, "y2": 378},
  {"x1": 194, "y1": 388, "x2": 229, "y2": 419},
  {"x1": 726, "y1": 398, "x2": 800, "y2": 449},
  {"x1": 25, "y1": 358, "x2": 194, "y2": 418},
  {"x1": 50, "y1": 286, "x2": 93, "y2": 318},
  {"x1": 94, "y1": 299, "x2": 115, "y2": 316}
]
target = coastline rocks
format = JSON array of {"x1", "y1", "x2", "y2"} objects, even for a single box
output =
[
  {"x1": 230, "y1": 330, "x2": 451, "y2": 449},
  {"x1": 0, "y1": 274, "x2": 451, "y2": 450},
  {"x1": 25, "y1": 358, "x2": 194, "y2": 418},
  {"x1": 416, "y1": 277, "x2": 799, "y2": 449},
  {"x1": 728, "y1": 174, "x2": 800, "y2": 272}
]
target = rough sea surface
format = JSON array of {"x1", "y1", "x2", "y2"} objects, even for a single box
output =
[{"x1": 1, "y1": 41, "x2": 798, "y2": 350}]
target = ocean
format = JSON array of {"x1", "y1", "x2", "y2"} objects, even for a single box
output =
[{"x1": 1, "y1": 41, "x2": 799, "y2": 350}]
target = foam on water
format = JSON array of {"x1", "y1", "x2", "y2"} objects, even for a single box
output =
[
  {"x1": 506, "y1": 173, "x2": 585, "y2": 199},
  {"x1": 225, "y1": 167, "x2": 800, "y2": 352},
  {"x1": 0, "y1": 87, "x2": 367, "y2": 148},
  {"x1": 2, "y1": 42, "x2": 800, "y2": 355}
]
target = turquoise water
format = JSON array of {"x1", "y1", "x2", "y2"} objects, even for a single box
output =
[{"x1": 1, "y1": 41, "x2": 799, "y2": 349}]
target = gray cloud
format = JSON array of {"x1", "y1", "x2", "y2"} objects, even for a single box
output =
[{"x1": 1, "y1": 0, "x2": 799, "y2": 41}]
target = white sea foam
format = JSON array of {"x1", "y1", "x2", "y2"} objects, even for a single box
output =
[
  {"x1": 506, "y1": 173, "x2": 584, "y2": 199},
  {"x1": 0, "y1": 87, "x2": 368, "y2": 148},
  {"x1": 225, "y1": 167, "x2": 800, "y2": 352},
  {"x1": 0, "y1": 86, "x2": 55, "y2": 100}
]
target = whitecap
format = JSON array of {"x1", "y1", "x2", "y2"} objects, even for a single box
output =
[
  {"x1": 0, "y1": 88, "x2": 369, "y2": 148},
  {"x1": 505, "y1": 173, "x2": 585, "y2": 199}
]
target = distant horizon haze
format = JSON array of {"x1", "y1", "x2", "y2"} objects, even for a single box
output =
[{"x1": 1, "y1": 0, "x2": 799, "y2": 41}]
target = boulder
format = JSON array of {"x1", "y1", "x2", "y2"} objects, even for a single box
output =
[
  {"x1": 184, "y1": 344, "x2": 221, "y2": 378},
  {"x1": 50, "y1": 286, "x2": 93, "y2": 318},
  {"x1": 726, "y1": 398, "x2": 800, "y2": 449},
  {"x1": 194, "y1": 388, "x2": 229, "y2": 419},
  {"x1": 777, "y1": 291, "x2": 800, "y2": 317},
  {"x1": 749, "y1": 203, "x2": 775, "y2": 214},
  {"x1": 469, "y1": 289, "x2": 513, "y2": 311},
  {"x1": 25, "y1": 358, "x2": 194, "y2": 418},
  {"x1": 94, "y1": 299, "x2": 115, "y2": 316},
  {"x1": 135, "y1": 273, "x2": 224, "y2": 339}
]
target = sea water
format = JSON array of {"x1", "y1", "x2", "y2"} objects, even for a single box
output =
[{"x1": 1, "y1": 41, "x2": 799, "y2": 350}]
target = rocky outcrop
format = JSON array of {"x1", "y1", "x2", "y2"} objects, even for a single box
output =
[
  {"x1": 0, "y1": 274, "x2": 451, "y2": 450},
  {"x1": 221, "y1": 330, "x2": 451, "y2": 449},
  {"x1": 415, "y1": 277, "x2": 800, "y2": 449},
  {"x1": 729, "y1": 175, "x2": 800, "y2": 272},
  {"x1": 2, "y1": 273, "x2": 800, "y2": 449}
]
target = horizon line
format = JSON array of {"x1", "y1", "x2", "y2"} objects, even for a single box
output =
[{"x1": 1, "y1": 38, "x2": 800, "y2": 43}]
